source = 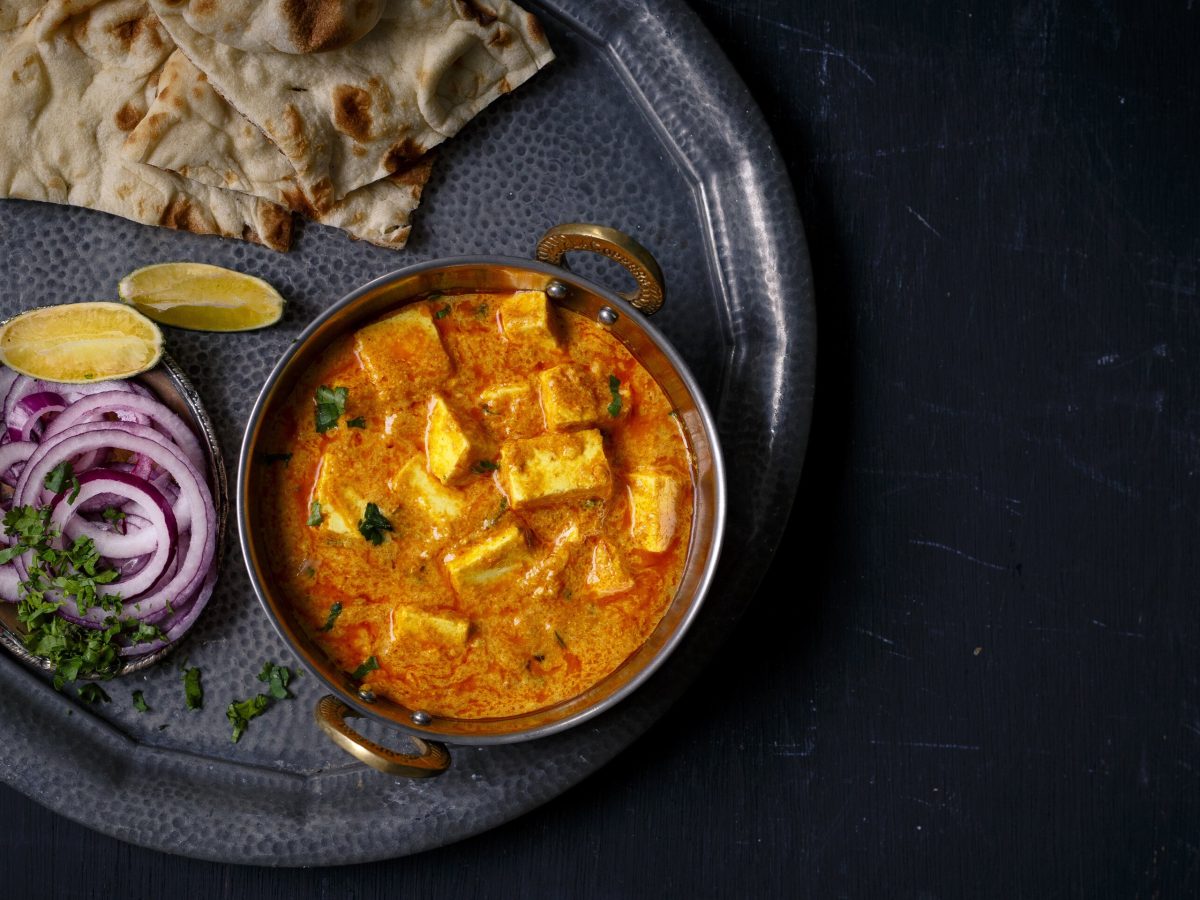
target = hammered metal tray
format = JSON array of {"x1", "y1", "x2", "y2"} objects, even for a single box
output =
[{"x1": 0, "y1": 0, "x2": 814, "y2": 864}]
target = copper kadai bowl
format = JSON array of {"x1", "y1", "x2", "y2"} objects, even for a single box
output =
[{"x1": 238, "y1": 224, "x2": 726, "y2": 777}]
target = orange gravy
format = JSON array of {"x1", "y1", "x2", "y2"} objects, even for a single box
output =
[{"x1": 260, "y1": 291, "x2": 693, "y2": 718}]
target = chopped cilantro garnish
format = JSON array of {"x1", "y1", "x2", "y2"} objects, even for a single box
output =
[
  {"x1": 44, "y1": 461, "x2": 80, "y2": 501},
  {"x1": 357, "y1": 503, "x2": 393, "y2": 545},
  {"x1": 77, "y1": 683, "x2": 110, "y2": 704},
  {"x1": 314, "y1": 385, "x2": 348, "y2": 433},
  {"x1": 481, "y1": 403, "x2": 495, "y2": 415},
  {"x1": 226, "y1": 694, "x2": 271, "y2": 743},
  {"x1": 476, "y1": 303, "x2": 489, "y2": 317},
  {"x1": 434, "y1": 305, "x2": 451, "y2": 320},
  {"x1": 2, "y1": 504, "x2": 139, "y2": 689},
  {"x1": 607, "y1": 374, "x2": 622, "y2": 417},
  {"x1": 257, "y1": 661, "x2": 294, "y2": 700},
  {"x1": 307, "y1": 501, "x2": 323, "y2": 527},
  {"x1": 257, "y1": 452, "x2": 292, "y2": 465},
  {"x1": 182, "y1": 666, "x2": 203, "y2": 710},
  {"x1": 101, "y1": 506, "x2": 125, "y2": 525},
  {"x1": 346, "y1": 417, "x2": 367, "y2": 429},
  {"x1": 351, "y1": 655, "x2": 379, "y2": 680},
  {"x1": 319, "y1": 601, "x2": 343, "y2": 632},
  {"x1": 132, "y1": 690, "x2": 149, "y2": 713},
  {"x1": 471, "y1": 459, "x2": 499, "y2": 474}
]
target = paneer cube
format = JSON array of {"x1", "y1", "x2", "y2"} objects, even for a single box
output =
[
  {"x1": 390, "y1": 605, "x2": 470, "y2": 646},
  {"x1": 313, "y1": 448, "x2": 366, "y2": 534},
  {"x1": 499, "y1": 429, "x2": 612, "y2": 509},
  {"x1": 498, "y1": 291, "x2": 562, "y2": 351},
  {"x1": 538, "y1": 364, "x2": 600, "y2": 431},
  {"x1": 626, "y1": 470, "x2": 684, "y2": 553},
  {"x1": 388, "y1": 455, "x2": 463, "y2": 525},
  {"x1": 443, "y1": 524, "x2": 531, "y2": 596},
  {"x1": 426, "y1": 394, "x2": 490, "y2": 485},
  {"x1": 354, "y1": 305, "x2": 453, "y2": 399},
  {"x1": 582, "y1": 538, "x2": 635, "y2": 599}
]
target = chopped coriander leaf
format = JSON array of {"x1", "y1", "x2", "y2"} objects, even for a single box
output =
[
  {"x1": 346, "y1": 417, "x2": 367, "y2": 429},
  {"x1": 226, "y1": 694, "x2": 271, "y2": 743},
  {"x1": 101, "y1": 506, "x2": 126, "y2": 524},
  {"x1": 357, "y1": 503, "x2": 393, "y2": 545},
  {"x1": 77, "y1": 683, "x2": 110, "y2": 704},
  {"x1": 257, "y1": 661, "x2": 295, "y2": 700},
  {"x1": 470, "y1": 459, "x2": 499, "y2": 474},
  {"x1": 44, "y1": 461, "x2": 80, "y2": 501},
  {"x1": 257, "y1": 452, "x2": 292, "y2": 465},
  {"x1": 476, "y1": 303, "x2": 489, "y2": 317},
  {"x1": 307, "y1": 501, "x2": 323, "y2": 527},
  {"x1": 480, "y1": 402, "x2": 495, "y2": 415},
  {"x1": 314, "y1": 385, "x2": 348, "y2": 433},
  {"x1": 351, "y1": 655, "x2": 380, "y2": 680},
  {"x1": 182, "y1": 666, "x2": 203, "y2": 710},
  {"x1": 132, "y1": 690, "x2": 149, "y2": 712},
  {"x1": 319, "y1": 601, "x2": 343, "y2": 632},
  {"x1": 3, "y1": 504, "x2": 136, "y2": 687},
  {"x1": 607, "y1": 374, "x2": 622, "y2": 417},
  {"x1": 433, "y1": 305, "x2": 452, "y2": 320}
]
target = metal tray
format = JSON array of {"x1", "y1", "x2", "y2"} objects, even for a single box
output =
[{"x1": 0, "y1": 0, "x2": 814, "y2": 865}]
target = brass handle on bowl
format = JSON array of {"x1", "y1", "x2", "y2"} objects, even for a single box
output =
[
  {"x1": 536, "y1": 223, "x2": 666, "y2": 315},
  {"x1": 314, "y1": 695, "x2": 451, "y2": 778}
]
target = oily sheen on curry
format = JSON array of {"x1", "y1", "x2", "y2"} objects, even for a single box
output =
[{"x1": 259, "y1": 290, "x2": 693, "y2": 719}]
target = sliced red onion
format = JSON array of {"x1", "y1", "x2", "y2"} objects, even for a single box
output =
[
  {"x1": 0, "y1": 440, "x2": 35, "y2": 486},
  {"x1": 119, "y1": 563, "x2": 217, "y2": 657},
  {"x1": 0, "y1": 564, "x2": 18, "y2": 602},
  {"x1": 42, "y1": 391, "x2": 205, "y2": 472},
  {"x1": 0, "y1": 369, "x2": 217, "y2": 657},
  {"x1": 15, "y1": 391, "x2": 66, "y2": 442},
  {"x1": 50, "y1": 470, "x2": 177, "y2": 610},
  {"x1": 66, "y1": 505, "x2": 160, "y2": 558},
  {"x1": 14, "y1": 423, "x2": 214, "y2": 628}
]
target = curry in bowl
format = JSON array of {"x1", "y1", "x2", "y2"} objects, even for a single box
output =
[{"x1": 258, "y1": 289, "x2": 694, "y2": 719}]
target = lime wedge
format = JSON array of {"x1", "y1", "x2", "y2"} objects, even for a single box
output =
[
  {"x1": 118, "y1": 262, "x2": 284, "y2": 332},
  {"x1": 0, "y1": 302, "x2": 163, "y2": 383}
]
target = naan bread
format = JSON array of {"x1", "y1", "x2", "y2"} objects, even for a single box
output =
[
  {"x1": 124, "y1": 50, "x2": 432, "y2": 248},
  {"x1": 162, "y1": 0, "x2": 385, "y2": 54},
  {"x1": 0, "y1": 0, "x2": 293, "y2": 249},
  {"x1": 148, "y1": 0, "x2": 553, "y2": 209}
]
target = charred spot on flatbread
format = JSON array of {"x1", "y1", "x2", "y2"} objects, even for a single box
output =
[
  {"x1": 158, "y1": 195, "x2": 204, "y2": 231},
  {"x1": 384, "y1": 138, "x2": 425, "y2": 174},
  {"x1": 109, "y1": 13, "x2": 164, "y2": 51},
  {"x1": 455, "y1": 0, "x2": 498, "y2": 27},
  {"x1": 282, "y1": 0, "x2": 354, "y2": 54},
  {"x1": 331, "y1": 84, "x2": 373, "y2": 142},
  {"x1": 114, "y1": 101, "x2": 145, "y2": 132}
]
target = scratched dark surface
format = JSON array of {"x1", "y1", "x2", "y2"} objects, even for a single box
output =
[{"x1": 4, "y1": 0, "x2": 1198, "y2": 897}]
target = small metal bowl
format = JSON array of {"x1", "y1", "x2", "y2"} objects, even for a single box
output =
[
  {"x1": 238, "y1": 224, "x2": 726, "y2": 776},
  {"x1": 0, "y1": 354, "x2": 229, "y2": 676}
]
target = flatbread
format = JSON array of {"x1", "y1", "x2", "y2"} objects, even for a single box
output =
[
  {"x1": 0, "y1": 0, "x2": 293, "y2": 250},
  {"x1": 148, "y1": 0, "x2": 554, "y2": 209},
  {"x1": 162, "y1": 0, "x2": 385, "y2": 54},
  {"x1": 123, "y1": 50, "x2": 433, "y2": 248}
]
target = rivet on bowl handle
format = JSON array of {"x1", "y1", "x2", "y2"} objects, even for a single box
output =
[
  {"x1": 536, "y1": 223, "x2": 666, "y2": 316},
  {"x1": 314, "y1": 695, "x2": 451, "y2": 778}
]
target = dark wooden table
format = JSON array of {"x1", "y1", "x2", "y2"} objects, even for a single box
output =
[{"x1": 5, "y1": 1, "x2": 1197, "y2": 896}]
